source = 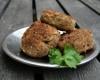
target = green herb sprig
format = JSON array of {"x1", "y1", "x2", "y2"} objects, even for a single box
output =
[{"x1": 48, "y1": 44, "x2": 84, "y2": 68}]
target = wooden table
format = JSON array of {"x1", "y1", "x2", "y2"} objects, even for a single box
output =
[{"x1": 0, "y1": 0, "x2": 100, "y2": 80}]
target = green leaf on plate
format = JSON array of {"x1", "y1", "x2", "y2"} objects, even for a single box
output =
[{"x1": 48, "y1": 44, "x2": 84, "y2": 68}]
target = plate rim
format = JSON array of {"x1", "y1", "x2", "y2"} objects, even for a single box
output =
[{"x1": 2, "y1": 27, "x2": 100, "y2": 68}]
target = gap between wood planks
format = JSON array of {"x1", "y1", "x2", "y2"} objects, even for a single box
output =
[
  {"x1": 32, "y1": 0, "x2": 37, "y2": 21},
  {"x1": 78, "y1": 0, "x2": 100, "y2": 15}
]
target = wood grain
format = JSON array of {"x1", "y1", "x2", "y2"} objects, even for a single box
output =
[
  {"x1": 0, "y1": 0, "x2": 32, "y2": 31},
  {"x1": 0, "y1": 0, "x2": 34, "y2": 80},
  {"x1": 0, "y1": 0, "x2": 10, "y2": 19},
  {"x1": 79, "y1": 0, "x2": 100, "y2": 15}
]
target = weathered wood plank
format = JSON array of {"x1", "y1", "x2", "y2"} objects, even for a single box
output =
[
  {"x1": 44, "y1": 59, "x2": 100, "y2": 80},
  {"x1": 0, "y1": 54, "x2": 35, "y2": 80},
  {"x1": 0, "y1": 0, "x2": 32, "y2": 31},
  {"x1": 35, "y1": 0, "x2": 63, "y2": 19},
  {"x1": 79, "y1": 0, "x2": 100, "y2": 15},
  {"x1": 0, "y1": 0, "x2": 10, "y2": 18},
  {"x1": 0, "y1": 0, "x2": 35, "y2": 80}
]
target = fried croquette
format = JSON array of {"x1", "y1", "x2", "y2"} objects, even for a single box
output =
[
  {"x1": 40, "y1": 10, "x2": 76, "y2": 31},
  {"x1": 21, "y1": 21, "x2": 60, "y2": 58},
  {"x1": 58, "y1": 29, "x2": 94, "y2": 53}
]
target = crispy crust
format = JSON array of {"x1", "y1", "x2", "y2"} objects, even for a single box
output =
[
  {"x1": 21, "y1": 21, "x2": 60, "y2": 58},
  {"x1": 58, "y1": 29, "x2": 94, "y2": 53},
  {"x1": 40, "y1": 10, "x2": 76, "y2": 31}
]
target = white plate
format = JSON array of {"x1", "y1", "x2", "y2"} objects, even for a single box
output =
[{"x1": 2, "y1": 27, "x2": 100, "y2": 68}]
